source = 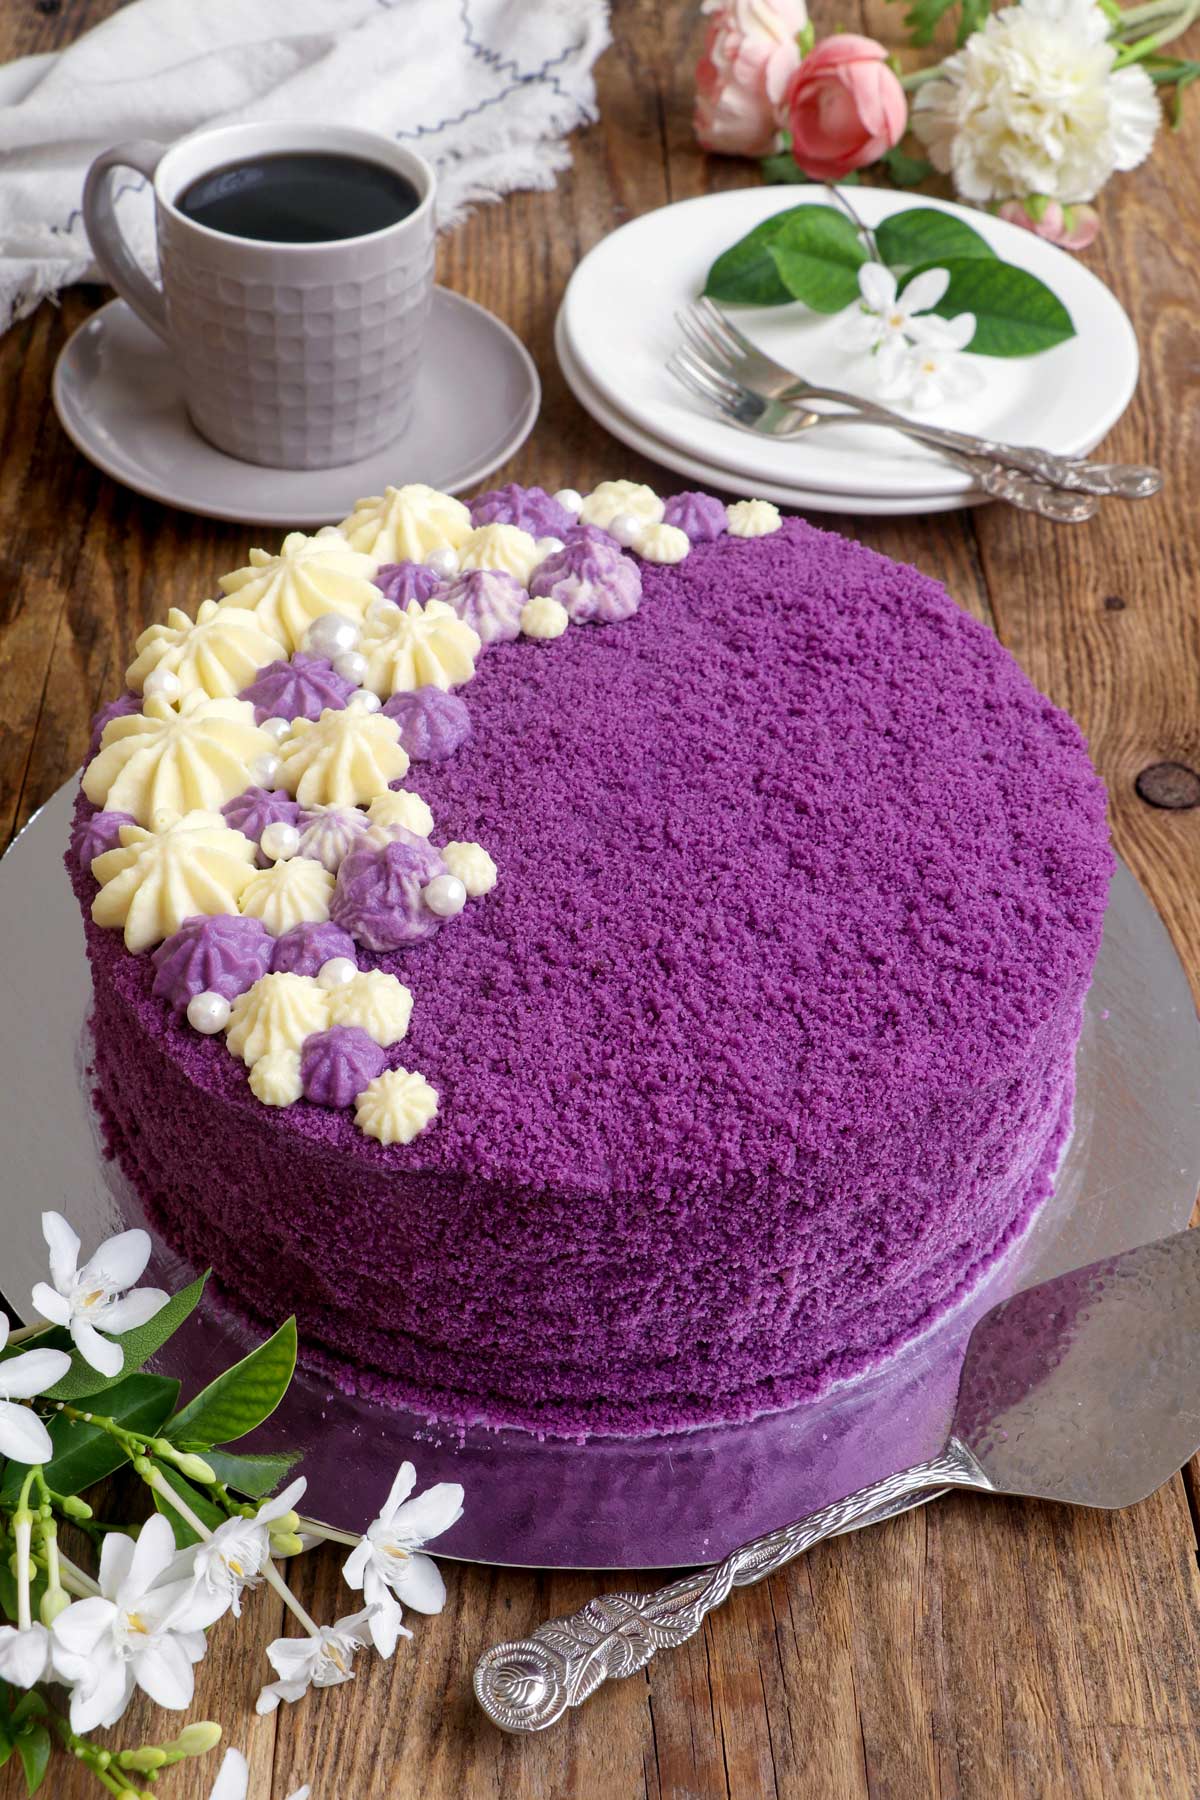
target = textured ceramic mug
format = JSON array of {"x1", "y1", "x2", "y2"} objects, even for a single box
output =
[{"x1": 82, "y1": 122, "x2": 437, "y2": 470}]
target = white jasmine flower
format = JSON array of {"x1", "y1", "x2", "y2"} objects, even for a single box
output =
[
  {"x1": 32, "y1": 1211, "x2": 169, "y2": 1379},
  {"x1": 207, "y1": 1747, "x2": 309, "y2": 1800},
  {"x1": 51, "y1": 1515, "x2": 227, "y2": 1733},
  {"x1": 207, "y1": 1750, "x2": 249, "y2": 1800},
  {"x1": 913, "y1": 0, "x2": 1160, "y2": 203},
  {"x1": 839, "y1": 263, "x2": 974, "y2": 356},
  {"x1": 0, "y1": 1621, "x2": 55, "y2": 1688},
  {"x1": 0, "y1": 1316, "x2": 70, "y2": 1465},
  {"x1": 342, "y1": 1461, "x2": 464, "y2": 1657},
  {"x1": 256, "y1": 1608, "x2": 377, "y2": 1714},
  {"x1": 176, "y1": 1478, "x2": 307, "y2": 1618},
  {"x1": 878, "y1": 336, "x2": 985, "y2": 410}
]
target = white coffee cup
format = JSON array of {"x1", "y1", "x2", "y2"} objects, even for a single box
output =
[{"x1": 83, "y1": 122, "x2": 437, "y2": 471}]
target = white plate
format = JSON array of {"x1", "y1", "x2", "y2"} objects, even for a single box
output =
[
  {"x1": 52, "y1": 289, "x2": 540, "y2": 527},
  {"x1": 556, "y1": 310, "x2": 979, "y2": 515},
  {"x1": 561, "y1": 186, "x2": 1139, "y2": 501}
]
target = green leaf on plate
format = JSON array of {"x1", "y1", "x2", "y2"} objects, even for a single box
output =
[
  {"x1": 902, "y1": 255, "x2": 1076, "y2": 355},
  {"x1": 167, "y1": 1318, "x2": 296, "y2": 1448},
  {"x1": 151, "y1": 1461, "x2": 228, "y2": 1550},
  {"x1": 876, "y1": 207, "x2": 996, "y2": 271},
  {"x1": 766, "y1": 206, "x2": 868, "y2": 313},
  {"x1": 16, "y1": 1724, "x2": 51, "y2": 1795},
  {"x1": 205, "y1": 1447, "x2": 302, "y2": 1499},
  {"x1": 42, "y1": 1272, "x2": 209, "y2": 1404},
  {"x1": 703, "y1": 209, "x2": 807, "y2": 305},
  {"x1": 0, "y1": 1372, "x2": 180, "y2": 1505},
  {"x1": 704, "y1": 204, "x2": 868, "y2": 308}
]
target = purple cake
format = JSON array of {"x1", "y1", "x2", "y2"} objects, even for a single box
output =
[{"x1": 69, "y1": 495, "x2": 1112, "y2": 1440}]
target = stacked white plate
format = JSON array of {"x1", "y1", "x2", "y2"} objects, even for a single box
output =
[{"x1": 556, "y1": 186, "x2": 1140, "y2": 517}]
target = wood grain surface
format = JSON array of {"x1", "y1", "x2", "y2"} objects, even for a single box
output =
[{"x1": 3, "y1": 1, "x2": 1200, "y2": 1796}]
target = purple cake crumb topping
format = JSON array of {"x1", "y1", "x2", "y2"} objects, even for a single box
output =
[
  {"x1": 151, "y1": 914, "x2": 274, "y2": 1009},
  {"x1": 88, "y1": 693, "x2": 141, "y2": 759},
  {"x1": 239, "y1": 653, "x2": 355, "y2": 725},
  {"x1": 439, "y1": 569, "x2": 525, "y2": 645},
  {"x1": 70, "y1": 516, "x2": 1114, "y2": 1439},
  {"x1": 381, "y1": 688, "x2": 471, "y2": 762},
  {"x1": 374, "y1": 561, "x2": 445, "y2": 606},
  {"x1": 528, "y1": 537, "x2": 642, "y2": 624},
  {"x1": 330, "y1": 830, "x2": 448, "y2": 952},
  {"x1": 270, "y1": 920, "x2": 357, "y2": 978},
  {"x1": 72, "y1": 807, "x2": 136, "y2": 872},
  {"x1": 469, "y1": 483, "x2": 575, "y2": 539},
  {"x1": 662, "y1": 490, "x2": 728, "y2": 543},
  {"x1": 221, "y1": 788, "x2": 302, "y2": 852},
  {"x1": 300, "y1": 1026, "x2": 387, "y2": 1109}
]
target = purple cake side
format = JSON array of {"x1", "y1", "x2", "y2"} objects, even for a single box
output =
[{"x1": 69, "y1": 515, "x2": 1113, "y2": 1438}]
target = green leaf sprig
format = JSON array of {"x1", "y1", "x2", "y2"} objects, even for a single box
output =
[{"x1": 702, "y1": 203, "x2": 1077, "y2": 356}]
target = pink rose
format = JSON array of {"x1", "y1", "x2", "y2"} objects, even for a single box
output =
[
  {"x1": 694, "y1": 0, "x2": 810, "y2": 159},
  {"x1": 783, "y1": 36, "x2": 907, "y2": 182},
  {"x1": 997, "y1": 197, "x2": 1100, "y2": 253}
]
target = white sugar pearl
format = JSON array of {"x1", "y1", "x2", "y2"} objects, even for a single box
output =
[
  {"x1": 348, "y1": 688, "x2": 381, "y2": 713},
  {"x1": 260, "y1": 821, "x2": 300, "y2": 862},
  {"x1": 305, "y1": 613, "x2": 360, "y2": 658},
  {"x1": 424, "y1": 546, "x2": 459, "y2": 579},
  {"x1": 187, "y1": 990, "x2": 230, "y2": 1035},
  {"x1": 608, "y1": 512, "x2": 641, "y2": 549},
  {"x1": 251, "y1": 753, "x2": 282, "y2": 788},
  {"x1": 332, "y1": 649, "x2": 368, "y2": 685},
  {"x1": 142, "y1": 668, "x2": 181, "y2": 702},
  {"x1": 317, "y1": 956, "x2": 358, "y2": 990},
  {"x1": 260, "y1": 716, "x2": 291, "y2": 743},
  {"x1": 534, "y1": 536, "x2": 564, "y2": 563},
  {"x1": 368, "y1": 597, "x2": 401, "y2": 625},
  {"x1": 553, "y1": 487, "x2": 583, "y2": 515},
  {"x1": 422, "y1": 873, "x2": 468, "y2": 918}
]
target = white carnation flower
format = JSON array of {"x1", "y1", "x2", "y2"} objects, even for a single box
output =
[{"x1": 913, "y1": 0, "x2": 1160, "y2": 203}]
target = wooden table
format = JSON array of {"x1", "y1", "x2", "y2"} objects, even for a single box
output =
[{"x1": 3, "y1": 1, "x2": 1200, "y2": 1795}]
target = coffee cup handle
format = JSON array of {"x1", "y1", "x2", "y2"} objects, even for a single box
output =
[{"x1": 82, "y1": 141, "x2": 170, "y2": 342}]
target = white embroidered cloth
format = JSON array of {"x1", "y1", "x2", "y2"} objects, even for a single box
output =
[{"x1": 0, "y1": 0, "x2": 609, "y2": 332}]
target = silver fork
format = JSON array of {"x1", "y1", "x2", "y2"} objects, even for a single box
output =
[
  {"x1": 679, "y1": 296, "x2": 1161, "y2": 503},
  {"x1": 668, "y1": 346, "x2": 1099, "y2": 523}
]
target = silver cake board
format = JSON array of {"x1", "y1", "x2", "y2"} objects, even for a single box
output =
[{"x1": 1, "y1": 782, "x2": 1198, "y2": 1570}]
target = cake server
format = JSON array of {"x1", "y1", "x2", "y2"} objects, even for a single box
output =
[{"x1": 474, "y1": 1224, "x2": 1200, "y2": 1732}]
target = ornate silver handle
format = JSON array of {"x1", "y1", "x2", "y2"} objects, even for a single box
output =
[
  {"x1": 473, "y1": 1440, "x2": 990, "y2": 1733},
  {"x1": 960, "y1": 457, "x2": 1100, "y2": 522},
  {"x1": 784, "y1": 384, "x2": 1162, "y2": 501}
]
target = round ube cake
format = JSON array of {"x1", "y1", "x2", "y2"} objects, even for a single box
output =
[{"x1": 68, "y1": 495, "x2": 1113, "y2": 1439}]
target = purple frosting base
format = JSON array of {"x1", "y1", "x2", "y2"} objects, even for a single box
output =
[{"x1": 70, "y1": 516, "x2": 1112, "y2": 1440}]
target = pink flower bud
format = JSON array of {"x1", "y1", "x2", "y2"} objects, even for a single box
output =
[{"x1": 997, "y1": 195, "x2": 1100, "y2": 252}]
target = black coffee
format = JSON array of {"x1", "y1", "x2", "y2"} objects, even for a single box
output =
[{"x1": 177, "y1": 152, "x2": 420, "y2": 244}]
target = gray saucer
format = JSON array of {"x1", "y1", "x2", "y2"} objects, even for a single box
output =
[{"x1": 51, "y1": 290, "x2": 540, "y2": 526}]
